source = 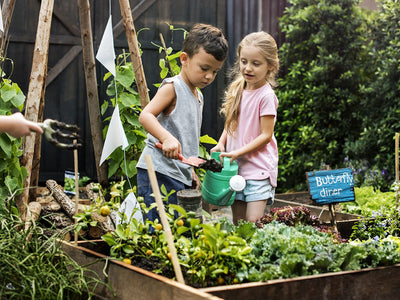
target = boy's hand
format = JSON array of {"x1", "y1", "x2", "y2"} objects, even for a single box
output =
[{"x1": 158, "y1": 137, "x2": 182, "y2": 159}]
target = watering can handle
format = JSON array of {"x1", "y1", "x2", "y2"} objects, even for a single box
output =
[{"x1": 222, "y1": 156, "x2": 231, "y2": 169}]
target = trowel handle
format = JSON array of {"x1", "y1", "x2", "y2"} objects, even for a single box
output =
[{"x1": 155, "y1": 141, "x2": 184, "y2": 161}]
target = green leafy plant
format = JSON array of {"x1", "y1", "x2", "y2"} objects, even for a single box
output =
[
  {"x1": 341, "y1": 186, "x2": 396, "y2": 216},
  {"x1": 151, "y1": 23, "x2": 187, "y2": 84},
  {"x1": 73, "y1": 181, "x2": 129, "y2": 235},
  {"x1": 0, "y1": 73, "x2": 28, "y2": 207},
  {"x1": 100, "y1": 52, "x2": 147, "y2": 182}
]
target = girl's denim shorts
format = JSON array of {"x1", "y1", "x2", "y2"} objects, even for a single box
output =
[{"x1": 235, "y1": 178, "x2": 275, "y2": 204}]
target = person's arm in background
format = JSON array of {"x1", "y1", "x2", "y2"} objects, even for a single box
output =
[{"x1": 0, "y1": 112, "x2": 43, "y2": 138}]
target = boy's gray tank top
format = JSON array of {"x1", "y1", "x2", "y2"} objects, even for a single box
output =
[{"x1": 136, "y1": 75, "x2": 203, "y2": 186}]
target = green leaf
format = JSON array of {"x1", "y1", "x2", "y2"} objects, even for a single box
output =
[
  {"x1": 0, "y1": 82, "x2": 16, "y2": 102},
  {"x1": 116, "y1": 65, "x2": 135, "y2": 89},
  {"x1": 200, "y1": 134, "x2": 218, "y2": 145},
  {"x1": 0, "y1": 135, "x2": 12, "y2": 157}
]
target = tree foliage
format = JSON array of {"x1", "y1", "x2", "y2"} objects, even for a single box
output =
[
  {"x1": 275, "y1": 0, "x2": 385, "y2": 191},
  {"x1": 343, "y1": 0, "x2": 400, "y2": 187}
]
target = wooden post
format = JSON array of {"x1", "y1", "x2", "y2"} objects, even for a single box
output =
[
  {"x1": 396, "y1": 133, "x2": 399, "y2": 209},
  {"x1": 322, "y1": 165, "x2": 338, "y2": 232},
  {"x1": 78, "y1": 0, "x2": 109, "y2": 186},
  {"x1": 74, "y1": 140, "x2": 79, "y2": 243},
  {"x1": 118, "y1": 0, "x2": 150, "y2": 109},
  {"x1": 145, "y1": 155, "x2": 185, "y2": 284},
  {"x1": 16, "y1": 0, "x2": 54, "y2": 216},
  {"x1": 29, "y1": 79, "x2": 46, "y2": 202},
  {"x1": 0, "y1": 0, "x2": 16, "y2": 55}
]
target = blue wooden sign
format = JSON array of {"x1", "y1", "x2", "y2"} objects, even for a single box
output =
[{"x1": 306, "y1": 168, "x2": 355, "y2": 205}]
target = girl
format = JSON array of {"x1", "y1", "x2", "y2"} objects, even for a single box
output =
[{"x1": 211, "y1": 31, "x2": 279, "y2": 224}]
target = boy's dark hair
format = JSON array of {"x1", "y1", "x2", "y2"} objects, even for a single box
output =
[{"x1": 182, "y1": 23, "x2": 228, "y2": 62}]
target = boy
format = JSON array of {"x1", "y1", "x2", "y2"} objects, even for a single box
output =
[{"x1": 136, "y1": 23, "x2": 228, "y2": 222}]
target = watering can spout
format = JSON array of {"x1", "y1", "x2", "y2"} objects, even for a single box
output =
[{"x1": 217, "y1": 175, "x2": 246, "y2": 205}]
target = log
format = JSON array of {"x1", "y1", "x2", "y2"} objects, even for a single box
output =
[
  {"x1": 24, "y1": 201, "x2": 42, "y2": 230},
  {"x1": 43, "y1": 229, "x2": 71, "y2": 241},
  {"x1": 85, "y1": 182, "x2": 100, "y2": 202},
  {"x1": 46, "y1": 179, "x2": 76, "y2": 218},
  {"x1": 41, "y1": 201, "x2": 62, "y2": 214},
  {"x1": 88, "y1": 225, "x2": 105, "y2": 239},
  {"x1": 41, "y1": 211, "x2": 74, "y2": 228}
]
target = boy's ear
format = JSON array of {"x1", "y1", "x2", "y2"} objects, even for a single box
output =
[{"x1": 180, "y1": 51, "x2": 189, "y2": 65}]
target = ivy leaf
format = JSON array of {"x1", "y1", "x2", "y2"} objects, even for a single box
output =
[{"x1": 0, "y1": 82, "x2": 16, "y2": 102}]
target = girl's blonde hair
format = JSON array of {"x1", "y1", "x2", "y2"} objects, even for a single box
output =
[{"x1": 221, "y1": 31, "x2": 279, "y2": 134}]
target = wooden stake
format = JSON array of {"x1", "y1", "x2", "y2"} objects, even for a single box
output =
[
  {"x1": 118, "y1": 0, "x2": 150, "y2": 109},
  {"x1": 16, "y1": 0, "x2": 54, "y2": 216},
  {"x1": 144, "y1": 155, "x2": 185, "y2": 284},
  {"x1": 0, "y1": 0, "x2": 16, "y2": 55},
  {"x1": 78, "y1": 0, "x2": 109, "y2": 186},
  {"x1": 74, "y1": 140, "x2": 79, "y2": 243},
  {"x1": 322, "y1": 165, "x2": 338, "y2": 232},
  {"x1": 396, "y1": 133, "x2": 399, "y2": 209}
]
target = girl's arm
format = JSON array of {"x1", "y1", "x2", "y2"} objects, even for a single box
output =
[
  {"x1": 222, "y1": 115, "x2": 275, "y2": 162},
  {"x1": 138, "y1": 83, "x2": 181, "y2": 159}
]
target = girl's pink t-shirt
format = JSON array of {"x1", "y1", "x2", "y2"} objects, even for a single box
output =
[{"x1": 226, "y1": 83, "x2": 279, "y2": 187}]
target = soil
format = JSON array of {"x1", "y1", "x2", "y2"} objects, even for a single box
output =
[{"x1": 198, "y1": 158, "x2": 223, "y2": 172}]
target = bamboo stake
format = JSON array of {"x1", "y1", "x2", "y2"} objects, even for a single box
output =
[
  {"x1": 159, "y1": 33, "x2": 173, "y2": 75},
  {"x1": 74, "y1": 140, "x2": 79, "y2": 243},
  {"x1": 395, "y1": 133, "x2": 399, "y2": 209},
  {"x1": 118, "y1": 0, "x2": 150, "y2": 109},
  {"x1": 78, "y1": 0, "x2": 109, "y2": 186},
  {"x1": 16, "y1": 0, "x2": 54, "y2": 216},
  {"x1": 144, "y1": 155, "x2": 185, "y2": 284}
]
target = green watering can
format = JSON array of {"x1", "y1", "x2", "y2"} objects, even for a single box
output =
[{"x1": 201, "y1": 152, "x2": 246, "y2": 206}]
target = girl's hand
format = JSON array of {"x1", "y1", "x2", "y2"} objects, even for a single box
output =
[
  {"x1": 210, "y1": 143, "x2": 225, "y2": 153},
  {"x1": 219, "y1": 150, "x2": 240, "y2": 164}
]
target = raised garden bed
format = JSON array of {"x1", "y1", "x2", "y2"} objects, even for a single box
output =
[
  {"x1": 62, "y1": 239, "x2": 400, "y2": 300},
  {"x1": 61, "y1": 240, "x2": 221, "y2": 300}
]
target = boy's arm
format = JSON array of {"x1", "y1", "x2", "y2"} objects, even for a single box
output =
[{"x1": 139, "y1": 83, "x2": 181, "y2": 159}]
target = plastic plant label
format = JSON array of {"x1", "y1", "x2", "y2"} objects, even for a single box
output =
[{"x1": 64, "y1": 170, "x2": 79, "y2": 195}]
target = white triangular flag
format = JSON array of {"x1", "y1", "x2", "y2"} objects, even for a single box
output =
[
  {"x1": 115, "y1": 192, "x2": 143, "y2": 225},
  {"x1": 100, "y1": 104, "x2": 129, "y2": 166},
  {"x1": 96, "y1": 15, "x2": 115, "y2": 76},
  {"x1": 0, "y1": 4, "x2": 4, "y2": 32}
]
